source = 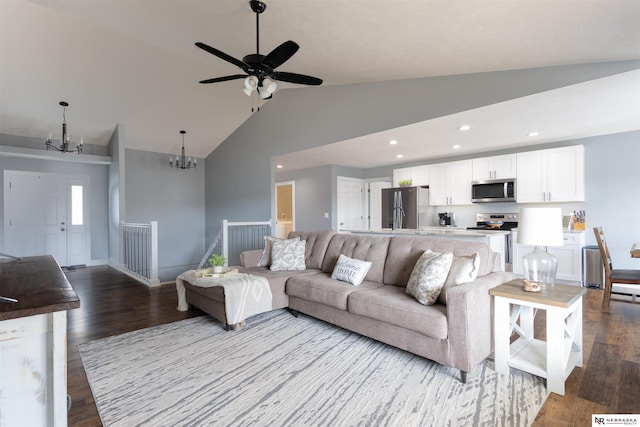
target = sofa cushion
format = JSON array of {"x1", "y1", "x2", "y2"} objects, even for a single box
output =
[
  {"x1": 331, "y1": 254, "x2": 372, "y2": 286},
  {"x1": 383, "y1": 236, "x2": 495, "y2": 286},
  {"x1": 405, "y1": 250, "x2": 454, "y2": 305},
  {"x1": 240, "y1": 267, "x2": 319, "y2": 308},
  {"x1": 321, "y1": 234, "x2": 391, "y2": 283},
  {"x1": 438, "y1": 252, "x2": 480, "y2": 305},
  {"x1": 286, "y1": 272, "x2": 384, "y2": 310},
  {"x1": 288, "y1": 230, "x2": 336, "y2": 270},
  {"x1": 270, "y1": 239, "x2": 306, "y2": 271},
  {"x1": 348, "y1": 285, "x2": 449, "y2": 339}
]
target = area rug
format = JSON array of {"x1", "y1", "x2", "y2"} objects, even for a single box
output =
[{"x1": 79, "y1": 310, "x2": 547, "y2": 426}]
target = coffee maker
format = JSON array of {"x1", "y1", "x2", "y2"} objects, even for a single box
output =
[{"x1": 438, "y1": 212, "x2": 455, "y2": 227}]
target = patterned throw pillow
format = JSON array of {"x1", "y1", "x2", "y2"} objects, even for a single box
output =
[
  {"x1": 270, "y1": 239, "x2": 307, "y2": 271},
  {"x1": 331, "y1": 254, "x2": 373, "y2": 286},
  {"x1": 257, "y1": 236, "x2": 299, "y2": 267},
  {"x1": 406, "y1": 250, "x2": 454, "y2": 306},
  {"x1": 438, "y1": 252, "x2": 480, "y2": 305}
]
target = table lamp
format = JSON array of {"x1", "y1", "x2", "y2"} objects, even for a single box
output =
[{"x1": 517, "y1": 207, "x2": 564, "y2": 288}]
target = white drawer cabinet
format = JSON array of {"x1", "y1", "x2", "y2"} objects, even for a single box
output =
[{"x1": 512, "y1": 230, "x2": 585, "y2": 282}]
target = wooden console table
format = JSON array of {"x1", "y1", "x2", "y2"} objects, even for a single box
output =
[
  {"x1": 490, "y1": 279, "x2": 585, "y2": 396},
  {"x1": 0, "y1": 255, "x2": 80, "y2": 426}
]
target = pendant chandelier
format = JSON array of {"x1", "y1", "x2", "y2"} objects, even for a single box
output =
[
  {"x1": 45, "y1": 101, "x2": 83, "y2": 154},
  {"x1": 170, "y1": 130, "x2": 196, "y2": 170}
]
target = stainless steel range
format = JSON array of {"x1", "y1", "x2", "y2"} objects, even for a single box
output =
[{"x1": 467, "y1": 213, "x2": 519, "y2": 265}]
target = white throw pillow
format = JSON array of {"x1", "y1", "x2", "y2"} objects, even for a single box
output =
[
  {"x1": 438, "y1": 253, "x2": 480, "y2": 305},
  {"x1": 406, "y1": 250, "x2": 454, "y2": 306},
  {"x1": 331, "y1": 254, "x2": 373, "y2": 286},
  {"x1": 270, "y1": 239, "x2": 307, "y2": 271},
  {"x1": 257, "y1": 236, "x2": 299, "y2": 267}
]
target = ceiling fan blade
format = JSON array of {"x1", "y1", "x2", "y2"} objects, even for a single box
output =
[
  {"x1": 262, "y1": 40, "x2": 299, "y2": 69},
  {"x1": 195, "y1": 42, "x2": 247, "y2": 70},
  {"x1": 272, "y1": 71, "x2": 323, "y2": 86},
  {"x1": 199, "y1": 74, "x2": 247, "y2": 84}
]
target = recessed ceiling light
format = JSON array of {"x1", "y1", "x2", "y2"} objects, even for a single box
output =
[
  {"x1": 458, "y1": 125, "x2": 471, "y2": 132},
  {"x1": 276, "y1": 164, "x2": 283, "y2": 169},
  {"x1": 452, "y1": 144, "x2": 461, "y2": 149},
  {"x1": 396, "y1": 154, "x2": 404, "y2": 158},
  {"x1": 389, "y1": 140, "x2": 398, "y2": 145},
  {"x1": 528, "y1": 131, "x2": 539, "y2": 137}
]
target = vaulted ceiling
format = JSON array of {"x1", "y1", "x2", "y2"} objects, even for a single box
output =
[{"x1": 1, "y1": 0, "x2": 639, "y2": 163}]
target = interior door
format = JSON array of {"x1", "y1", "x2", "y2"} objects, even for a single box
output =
[
  {"x1": 337, "y1": 177, "x2": 365, "y2": 231},
  {"x1": 368, "y1": 181, "x2": 391, "y2": 229}
]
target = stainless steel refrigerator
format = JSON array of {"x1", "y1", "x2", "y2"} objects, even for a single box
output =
[{"x1": 381, "y1": 186, "x2": 431, "y2": 230}]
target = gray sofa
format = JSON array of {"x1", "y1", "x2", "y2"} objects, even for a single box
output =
[{"x1": 185, "y1": 230, "x2": 514, "y2": 382}]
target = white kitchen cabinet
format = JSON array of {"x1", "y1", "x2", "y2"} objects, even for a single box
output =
[
  {"x1": 393, "y1": 167, "x2": 412, "y2": 186},
  {"x1": 428, "y1": 160, "x2": 472, "y2": 206},
  {"x1": 516, "y1": 145, "x2": 585, "y2": 203},
  {"x1": 392, "y1": 165, "x2": 429, "y2": 186},
  {"x1": 472, "y1": 154, "x2": 516, "y2": 181},
  {"x1": 512, "y1": 230, "x2": 585, "y2": 282},
  {"x1": 411, "y1": 165, "x2": 429, "y2": 186}
]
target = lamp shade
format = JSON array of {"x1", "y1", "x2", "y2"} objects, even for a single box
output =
[{"x1": 517, "y1": 207, "x2": 564, "y2": 247}]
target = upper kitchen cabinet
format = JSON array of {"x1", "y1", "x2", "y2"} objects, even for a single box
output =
[
  {"x1": 429, "y1": 160, "x2": 473, "y2": 206},
  {"x1": 392, "y1": 165, "x2": 429, "y2": 186},
  {"x1": 516, "y1": 145, "x2": 585, "y2": 203},
  {"x1": 472, "y1": 154, "x2": 516, "y2": 181}
]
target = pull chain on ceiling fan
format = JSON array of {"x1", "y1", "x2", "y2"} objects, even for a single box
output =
[{"x1": 196, "y1": 0, "x2": 322, "y2": 101}]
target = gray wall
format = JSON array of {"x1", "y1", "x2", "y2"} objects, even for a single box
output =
[
  {"x1": 0, "y1": 128, "x2": 205, "y2": 281},
  {"x1": 0, "y1": 133, "x2": 110, "y2": 262},
  {"x1": 205, "y1": 61, "x2": 640, "y2": 244},
  {"x1": 124, "y1": 148, "x2": 205, "y2": 281},
  {"x1": 108, "y1": 124, "x2": 124, "y2": 265},
  {"x1": 276, "y1": 165, "x2": 333, "y2": 231}
]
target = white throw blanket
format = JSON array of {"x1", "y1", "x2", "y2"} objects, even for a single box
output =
[{"x1": 176, "y1": 271, "x2": 272, "y2": 325}]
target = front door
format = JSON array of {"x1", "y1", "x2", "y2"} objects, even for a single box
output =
[{"x1": 4, "y1": 171, "x2": 89, "y2": 266}]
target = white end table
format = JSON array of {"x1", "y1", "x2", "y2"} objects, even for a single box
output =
[{"x1": 490, "y1": 279, "x2": 586, "y2": 396}]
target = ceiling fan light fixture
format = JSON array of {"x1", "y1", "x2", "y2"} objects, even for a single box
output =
[
  {"x1": 195, "y1": 0, "x2": 322, "y2": 106},
  {"x1": 262, "y1": 78, "x2": 277, "y2": 93},
  {"x1": 243, "y1": 75, "x2": 259, "y2": 96}
]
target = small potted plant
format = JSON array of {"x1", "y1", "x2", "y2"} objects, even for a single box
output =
[
  {"x1": 209, "y1": 254, "x2": 226, "y2": 273},
  {"x1": 398, "y1": 179, "x2": 413, "y2": 187}
]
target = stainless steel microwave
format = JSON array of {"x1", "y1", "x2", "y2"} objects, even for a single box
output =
[{"x1": 471, "y1": 179, "x2": 516, "y2": 203}]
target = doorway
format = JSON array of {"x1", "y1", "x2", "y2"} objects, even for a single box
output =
[
  {"x1": 4, "y1": 171, "x2": 90, "y2": 267},
  {"x1": 337, "y1": 176, "x2": 391, "y2": 231},
  {"x1": 275, "y1": 181, "x2": 295, "y2": 239}
]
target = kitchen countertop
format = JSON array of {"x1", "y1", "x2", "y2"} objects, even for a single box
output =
[
  {"x1": 0, "y1": 255, "x2": 80, "y2": 321},
  {"x1": 344, "y1": 228, "x2": 510, "y2": 237}
]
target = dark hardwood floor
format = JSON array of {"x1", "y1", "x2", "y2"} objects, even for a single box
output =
[
  {"x1": 64, "y1": 266, "x2": 639, "y2": 426},
  {"x1": 65, "y1": 265, "x2": 203, "y2": 426}
]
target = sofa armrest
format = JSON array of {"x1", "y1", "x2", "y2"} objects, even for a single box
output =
[
  {"x1": 239, "y1": 249, "x2": 263, "y2": 267},
  {"x1": 445, "y1": 271, "x2": 515, "y2": 372}
]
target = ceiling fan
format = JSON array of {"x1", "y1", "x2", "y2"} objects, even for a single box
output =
[{"x1": 196, "y1": 0, "x2": 323, "y2": 99}]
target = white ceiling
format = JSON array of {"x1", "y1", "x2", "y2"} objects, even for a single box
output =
[
  {"x1": 275, "y1": 70, "x2": 640, "y2": 171},
  {"x1": 1, "y1": 0, "x2": 639, "y2": 163}
]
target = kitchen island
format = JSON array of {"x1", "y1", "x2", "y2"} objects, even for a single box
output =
[
  {"x1": 343, "y1": 228, "x2": 509, "y2": 271},
  {"x1": 0, "y1": 255, "x2": 80, "y2": 426}
]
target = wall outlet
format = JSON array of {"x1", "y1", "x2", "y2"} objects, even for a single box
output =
[{"x1": 324, "y1": 212, "x2": 329, "y2": 219}]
